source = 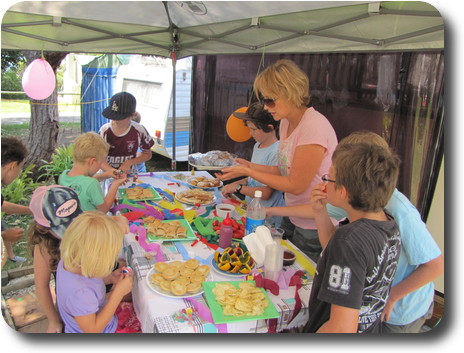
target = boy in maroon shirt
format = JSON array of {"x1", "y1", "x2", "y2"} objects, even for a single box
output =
[{"x1": 99, "y1": 92, "x2": 154, "y2": 175}]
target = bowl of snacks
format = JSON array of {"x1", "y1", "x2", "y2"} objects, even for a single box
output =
[{"x1": 212, "y1": 246, "x2": 255, "y2": 277}]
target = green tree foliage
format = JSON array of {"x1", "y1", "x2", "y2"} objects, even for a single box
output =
[
  {"x1": 1, "y1": 50, "x2": 27, "y2": 99},
  {"x1": 1, "y1": 50, "x2": 26, "y2": 70}
]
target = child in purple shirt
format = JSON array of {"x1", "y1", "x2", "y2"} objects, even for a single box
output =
[{"x1": 56, "y1": 211, "x2": 133, "y2": 333}]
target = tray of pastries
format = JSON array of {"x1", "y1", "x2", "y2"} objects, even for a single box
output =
[
  {"x1": 188, "y1": 151, "x2": 237, "y2": 170},
  {"x1": 119, "y1": 185, "x2": 162, "y2": 201},
  {"x1": 144, "y1": 218, "x2": 197, "y2": 242}
]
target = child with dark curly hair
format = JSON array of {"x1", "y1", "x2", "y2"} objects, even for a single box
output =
[{"x1": 1, "y1": 136, "x2": 32, "y2": 265}]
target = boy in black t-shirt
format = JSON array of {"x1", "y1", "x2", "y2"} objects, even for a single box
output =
[{"x1": 304, "y1": 142, "x2": 401, "y2": 333}]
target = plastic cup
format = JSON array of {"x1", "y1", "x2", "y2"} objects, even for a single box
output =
[
  {"x1": 270, "y1": 227, "x2": 284, "y2": 243},
  {"x1": 264, "y1": 242, "x2": 283, "y2": 282}
]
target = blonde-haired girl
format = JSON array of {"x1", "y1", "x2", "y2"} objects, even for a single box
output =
[{"x1": 56, "y1": 211, "x2": 133, "y2": 333}]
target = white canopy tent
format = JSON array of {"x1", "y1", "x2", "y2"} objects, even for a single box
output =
[
  {"x1": 1, "y1": 1, "x2": 444, "y2": 163},
  {"x1": 2, "y1": 1, "x2": 444, "y2": 57}
]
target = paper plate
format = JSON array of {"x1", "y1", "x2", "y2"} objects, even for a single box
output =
[
  {"x1": 146, "y1": 263, "x2": 213, "y2": 299},
  {"x1": 175, "y1": 190, "x2": 216, "y2": 206},
  {"x1": 202, "y1": 281, "x2": 280, "y2": 324}
]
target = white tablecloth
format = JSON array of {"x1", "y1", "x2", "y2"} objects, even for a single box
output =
[
  {"x1": 124, "y1": 234, "x2": 314, "y2": 333},
  {"x1": 116, "y1": 171, "x2": 315, "y2": 333}
]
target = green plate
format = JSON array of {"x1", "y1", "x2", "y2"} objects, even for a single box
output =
[
  {"x1": 202, "y1": 281, "x2": 280, "y2": 324},
  {"x1": 146, "y1": 219, "x2": 197, "y2": 243},
  {"x1": 119, "y1": 186, "x2": 162, "y2": 201}
]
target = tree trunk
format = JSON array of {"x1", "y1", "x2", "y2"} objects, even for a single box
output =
[
  {"x1": 27, "y1": 93, "x2": 60, "y2": 173},
  {"x1": 23, "y1": 51, "x2": 68, "y2": 180}
]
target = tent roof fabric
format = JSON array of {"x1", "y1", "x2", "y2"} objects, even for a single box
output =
[{"x1": 2, "y1": 1, "x2": 443, "y2": 58}]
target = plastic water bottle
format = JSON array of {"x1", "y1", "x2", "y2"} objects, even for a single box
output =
[
  {"x1": 245, "y1": 190, "x2": 266, "y2": 235},
  {"x1": 219, "y1": 214, "x2": 233, "y2": 249}
]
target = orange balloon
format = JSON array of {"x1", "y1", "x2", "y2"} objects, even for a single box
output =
[{"x1": 226, "y1": 107, "x2": 251, "y2": 142}]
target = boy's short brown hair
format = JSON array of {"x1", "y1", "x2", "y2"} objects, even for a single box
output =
[
  {"x1": 72, "y1": 132, "x2": 110, "y2": 163},
  {"x1": 339, "y1": 130, "x2": 390, "y2": 150},
  {"x1": 332, "y1": 142, "x2": 400, "y2": 212},
  {"x1": 131, "y1": 112, "x2": 141, "y2": 124}
]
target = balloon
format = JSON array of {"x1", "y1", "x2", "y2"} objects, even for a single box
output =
[
  {"x1": 22, "y1": 58, "x2": 56, "y2": 100},
  {"x1": 226, "y1": 107, "x2": 251, "y2": 142}
]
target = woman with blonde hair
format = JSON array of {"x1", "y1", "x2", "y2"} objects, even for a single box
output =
[
  {"x1": 220, "y1": 59, "x2": 338, "y2": 262},
  {"x1": 56, "y1": 211, "x2": 134, "y2": 333}
]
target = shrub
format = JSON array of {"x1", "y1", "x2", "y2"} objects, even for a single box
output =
[
  {"x1": 39, "y1": 144, "x2": 74, "y2": 182},
  {"x1": 1, "y1": 164, "x2": 42, "y2": 205}
]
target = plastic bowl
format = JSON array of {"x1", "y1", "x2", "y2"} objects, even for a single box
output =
[
  {"x1": 283, "y1": 250, "x2": 296, "y2": 266},
  {"x1": 216, "y1": 203, "x2": 235, "y2": 218}
]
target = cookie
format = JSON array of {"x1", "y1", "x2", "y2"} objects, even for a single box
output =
[
  {"x1": 162, "y1": 267, "x2": 179, "y2": 281},
  {"x1": 170, "y1": 279, "x2": 187, "y2": 296},
  {"x1": 186, "y1": 281, "x2": 201, "y2": 293},
  {"x1": 160, "y1": 280, "x2": 172, "y2": 292},
  {"x1": 169, "y1": 261, "x2": 184, "y2": 270},
  {"x1": 150, "y1": 273, "x2": 164, "y2": 285},
  {"x1": 154, "y1": 261, "x2": 168, "y2": 273},
  {"x1": 195, "y1": 265, "x2": 210, "y2": 276},
  {"x1": 180, "y1": 267, "x2": 195, "y2": 278},
  {"x1": 189, "y1": 274, "x2": 206, "y2": 283},
  {"x1": 185, "y1": 258, "x2": 199, "y2": 270}
]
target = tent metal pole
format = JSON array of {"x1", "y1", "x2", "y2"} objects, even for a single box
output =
[
  {"x1": 171, "y1": 54, "x2": 177, "y2": 171},
  {"x1": 163, "y1": 1, "x2": 178, "y2": 170}
]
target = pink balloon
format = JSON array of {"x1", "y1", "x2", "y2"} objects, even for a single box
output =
[{"x1": 22, "y1": 58, "x2": 56, "y2": 100}]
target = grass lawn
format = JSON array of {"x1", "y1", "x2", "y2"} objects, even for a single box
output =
[
  {"x1": 1, "y1": 98, "x2": 80, "y2": 114},
  {"x1": 1, "y1": 122, "x2": 81, "y2": 134},
  {"x1": 1, "y1": 122, "x2": 81, "y2": 145}
]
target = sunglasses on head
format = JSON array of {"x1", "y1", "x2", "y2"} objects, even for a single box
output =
[{"x1": 259, "y1": 97, "x2": 278, "y2": 108}]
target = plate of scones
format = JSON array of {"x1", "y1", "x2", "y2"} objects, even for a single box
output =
[{"x1": 146, "y1": 259, "x2": 213, "y2": 298}]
